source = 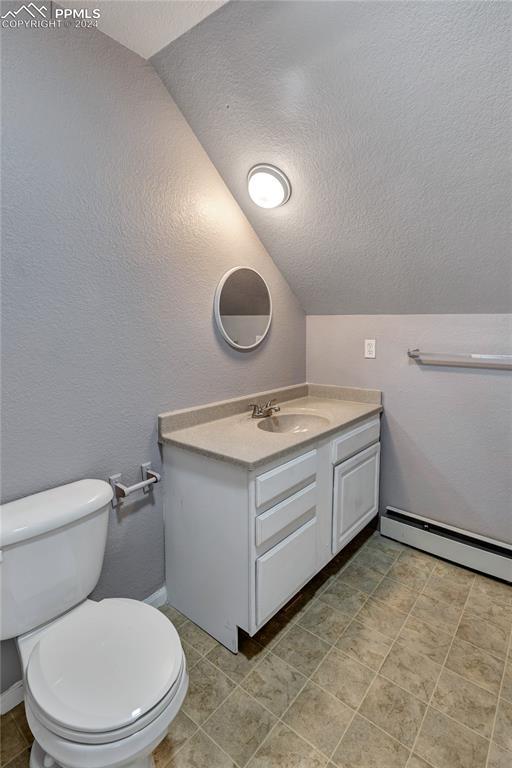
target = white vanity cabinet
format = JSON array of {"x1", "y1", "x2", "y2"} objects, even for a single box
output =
[{"x1": 162, "y1": 414, "x2": 380, "y2": 652}]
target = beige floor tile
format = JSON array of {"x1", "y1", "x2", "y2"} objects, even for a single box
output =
[
  {"x1": 396, "y1": 549, "x2": 437, "y2": 576},
  {"x1": 283, "y1": 680, "x2": 353, "y2": 756},
  {"x1": 431, "y1": 668, "x2": 497, "y2": 738},
  {"x1": 332, "y1": 714, "x2": 409, "y2": 768},
  {"x1": 371, "y1": 577, "x2": 419, "y2": 613},
  {"x1": 472, "y1": 575, "x2": 512, "y2": 607},
  {"x1": 252, "y1": 614, "x2": 292, "y2": 650},
  {"x1": 168, "y1": 730, "x2": 236, "y2": 767},
  {"x1": 501, "y1": 661, "x2": 512, "y2": 702},
  {"x1": 312, "y1": 648, "x2": 375, "y2": 709},
  {"x1": 207, "y1": 636, "x2": 266, "y2": 684},
  {"x1": 9, "y1": 706, "x2": 32, "y2": 746},
  {"x1": 247, "y1": 722, "x2": 326, "y2": 768},
  {"x1": 153, "y1": 711, "x2": 198, "y2": 768},
  {"x1": 336, "y1": 561, "x2": 384, "y2": 593},
  {"x1": 431, "y1": 560, "x2": 475, "y2": 585},
  {"x1": 456, "y1": 612, "x2": 509, "y2": 660},
  {"x1": 406, "y1": 757, "x2": 433, "y2": 768},
  {"x1": 160, "y1": 604, "x2": 188, "y2": 627},
  {"x1": 415, "y1": 707, "x2": 489, "y2": 768},
  {"x1": 0, "y1": 716, "x2": 27, "y2": 766},
  {"x1": 203, "y1": 688, "x2": 276, "y2": 767},
  {"x1": 335, "y1": 620, "x2": 392, "y2": 670},
  {"x1": 318, "y1": 580, "x2": 368, "y2": 617},
  {"x1": 465, "y1": 591, "x2": 512, "y2": 632},
  {"x1": 493, "y1": 697, "x2": 512, "y2": 752},
  {"x1": 241, "y1": 653, "x2": 306, "y2": 717},
  {"x1": 410, "y1": 593, "x2": 462, "y2": 634},
  {"x1": 487, "y1": 741, "x2": 512, "y2": 768},
  {"x1": 304, "y1": 569, "x2": 337, "y2": 593},
  {"x1": 351, "y1": 545, "x2": 396, "y2": 575},
  {"x1": 297, "y1": 599, "x2": 351, "y2": 644},
  {"x1": 355, "y1": 598, "x2": 407, "y2": 639},
  {"x1": 381, "y1": 641, "x2": 441, "y2": 702},
  {"x1": 445, "y1": 638, "x2": 504, "y2": 695},
  {"x1": 178, "y1": 620, "x2": 218, "y2": 656},
  {"x1": 272, "y1": 624, "x2": 330, "y2": 676},
  {"x1": 182, "y1": 641, "x2": 202, "y2": 671},
  {"x1": 2, "y1": 750, "x2": 30, "y2": 768},
  {"x1": 182, "y1": 658, "x2": 235, "y2": 725},
  {"x1": 387, "y1": 560, "x2": 430, "y2": 592},
  {"x1": 423, "y1": 572, "x2": 472, "y2": 607},
  {"x1": 359, "y1": 675, "x2": 426, "y2": 747},
  {"x1": 366, "y1": 533, "x2": 406, "y2": 557},
  {"x1": 398, "y1": 616, "x2": 452, "y2": 664}
]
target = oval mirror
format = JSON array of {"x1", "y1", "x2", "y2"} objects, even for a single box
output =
[{"x1": 214, "y1": 267, "x2": 272, "y2": 350}]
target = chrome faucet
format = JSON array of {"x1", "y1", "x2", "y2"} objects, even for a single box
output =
[{"x1": 249, "y1": 399, "x2": 281, "y2": 419}]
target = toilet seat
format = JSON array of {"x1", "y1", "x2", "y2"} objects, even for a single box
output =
[{"x1": 25, "y1": 598, "x2": 184, "y2": 744}]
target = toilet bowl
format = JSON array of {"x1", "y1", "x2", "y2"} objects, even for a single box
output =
[
  {"x1": 0, "y1": 480, "x2": 188, "y2": 768},
  {"x1": 19, "y1": 599, "x2": 188, "y2": 768}
]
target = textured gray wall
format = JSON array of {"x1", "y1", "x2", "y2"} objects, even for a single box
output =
[
  {"x1": 152, "y1": 0, "x2": 511, "y2": 314},
  {"x1": 307, "y1": 315, "x2": 512, "y2": 545},
  {"x1": 0, "y1": 22, "x2": 305, "y2": 689}
]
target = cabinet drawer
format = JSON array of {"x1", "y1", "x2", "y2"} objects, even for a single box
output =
[
  {"x1": 255, "y1": 482, "x2": 316, "y2": 548},
  {"x1": 331, "y1": 418, "x2": 380, "y2": 465},
  {"x1": 255, "y1": 450, "x2": 317, "y2": 508},
  {"x1": 256, "y1": 518, "x2": 317, "y2": 626}
]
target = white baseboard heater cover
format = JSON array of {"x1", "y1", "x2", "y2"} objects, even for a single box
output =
[{"x1": 381, "y1": 507, "x2": 512, "y2": 583}]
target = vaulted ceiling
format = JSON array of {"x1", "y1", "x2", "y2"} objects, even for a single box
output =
[
  {"x1": 61, "y1": 1, "x2": 227, "y2": 58},
  {"x1": 152, "y1": 0, "x2": 511, "y2": 314}
]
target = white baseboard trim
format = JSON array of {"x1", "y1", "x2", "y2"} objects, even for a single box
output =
[
  {"x1": 0, "y1": 680, "x2": 24, "y2": 715},
  {"x1": 0, "y1": 586, "x2": 169, "y2": 714},
  {"x1": 381, "y1": 513, "x2": 512, "y2": 582},
  {"x1": 143, "y1": 584, "x2": 168, "y2": 609}
]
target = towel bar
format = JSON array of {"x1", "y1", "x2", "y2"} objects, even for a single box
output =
[{"x1": 407, "y1": 349, "x2": 512, "y2": 370}]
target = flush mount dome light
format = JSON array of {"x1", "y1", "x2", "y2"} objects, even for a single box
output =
[{"x1": 247, "y1": 164, "x2": 291, "y2": 208}]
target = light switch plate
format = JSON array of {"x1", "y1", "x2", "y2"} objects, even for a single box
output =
[{"x1": 364, "y1": 339, "x2": 376, "y2": 358}]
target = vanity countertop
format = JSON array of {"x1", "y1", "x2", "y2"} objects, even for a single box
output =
[{"x1": 159, "y1": 383, "x2": 382, "y2": 469}]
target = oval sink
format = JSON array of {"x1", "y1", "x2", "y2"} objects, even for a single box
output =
[{"x1": 257, "y1": 413, "x2": 330, "y2": 434}]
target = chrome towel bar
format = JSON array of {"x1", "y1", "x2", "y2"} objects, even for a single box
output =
[
  {"x1": 408, "y1": 349, "x2": 512, "y2": 370},
  {"x1": 109, "y1": 463, "x2": 161, "y2": 507}
]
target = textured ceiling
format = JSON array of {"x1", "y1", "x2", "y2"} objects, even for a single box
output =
[
  {"x1": 152, "y1": 0, "x2": 512, "y2": 314},
  {"x1": 61, "y1": 0, "x2": 227, "y2": 58}
]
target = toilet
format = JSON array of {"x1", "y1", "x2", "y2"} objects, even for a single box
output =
[{"x1": 0, "y1": 479, "x2": 188, "y2": 768}]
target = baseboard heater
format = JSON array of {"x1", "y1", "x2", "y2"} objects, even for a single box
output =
[{"x1": 380, "y1": 507, "x2": 512, "y2": 583}]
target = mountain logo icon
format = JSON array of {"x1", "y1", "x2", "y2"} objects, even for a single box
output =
[{"x1": 1, "y1": 3, "x2": 47, "y2": 19}]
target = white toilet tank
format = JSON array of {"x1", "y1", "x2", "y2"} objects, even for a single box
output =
[{"x1": 0, "y1": 480, "x2": 113, "y2": 640}]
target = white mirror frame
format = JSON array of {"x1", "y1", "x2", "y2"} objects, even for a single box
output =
[{"x1": 214, "y1": 266, "x2": 272, "y2": 351}]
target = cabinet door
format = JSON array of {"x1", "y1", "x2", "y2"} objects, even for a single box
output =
[{"x1": 332, "y1": 443, "x2": 380, "y2": 554}]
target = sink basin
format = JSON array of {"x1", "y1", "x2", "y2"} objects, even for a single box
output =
[{"x1": 257, "y1": 413, "x2": 330, "y2": 434}]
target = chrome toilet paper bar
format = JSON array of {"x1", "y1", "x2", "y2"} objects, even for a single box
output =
[{"x1": 109, "y1": 463, "x2": 160, "y2": 506}]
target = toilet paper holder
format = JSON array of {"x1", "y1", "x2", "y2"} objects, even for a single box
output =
[{"x1": 109, "y1": 463, "x2": 160, "y2": 507}]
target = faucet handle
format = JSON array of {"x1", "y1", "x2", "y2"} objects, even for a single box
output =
[{"x1": 249, "y1": 403, "x2": 262, "y2": 417}]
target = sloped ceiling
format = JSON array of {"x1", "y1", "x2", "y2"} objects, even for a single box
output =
[
  {"x1": 60, "y1": 1, "x2": 228, "y2": 59},
  {"x1": 152, "y1": 0, "x2": 511, "y2": 314}
]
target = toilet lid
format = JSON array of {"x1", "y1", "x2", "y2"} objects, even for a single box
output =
[{"x1": 26, "y1": 598, "x2": 183, "y2": 734}]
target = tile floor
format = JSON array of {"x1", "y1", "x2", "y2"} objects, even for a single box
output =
[{"x1": 1, "y1": 530, "x2": 511, "y2": 768}]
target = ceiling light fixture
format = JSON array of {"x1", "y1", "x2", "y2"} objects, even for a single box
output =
[{"x1": 247, "y1": 164, "x2": 291, "y2": 208}]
